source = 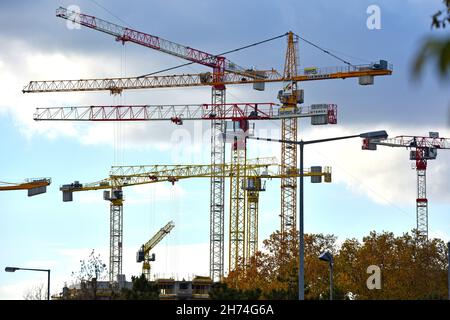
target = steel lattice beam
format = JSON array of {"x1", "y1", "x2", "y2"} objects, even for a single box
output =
[
  {"x1": 109, "y1": 194, "x2": 123, "y2": 282},
  {"x1": 210, "y1": 88, "x2": 226, "y2": 282},
  {"x1": 246, "y1": 189, "x2": 259, "y2": 261},
  {"x1": 228, "y1": 141, "x2": 246, "y2": 272},
  {"x1": 280, "y1": 32, "x2": 299, "y2": 247},
  {"x1": 22, "y1": 66, "x2": 393, "y2": 94},
  {"x1": 55, "y1": 7, "x2": 250, "y2": 75},
  {"x1": 416, "y1": 169, "x2": 428, "y2": 237}
]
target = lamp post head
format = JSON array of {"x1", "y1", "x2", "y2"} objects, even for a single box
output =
[
  {"x1": 5, "y1": 267, "x2": 19, "y2": 272},
  {"x1": 318, "y1": 251, "x2": 333, "y2": 264},
  {"x1": 359, "y1": 130, "x2": 388, "y2": 140}
]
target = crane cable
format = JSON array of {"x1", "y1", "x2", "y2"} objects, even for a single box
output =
[
  {"x1": 89, "y1": 0, "x2": 358, "y2": 73},
  {"x1": 293, "y1": 32, "x2": 354, "y2": 67},
  {"x1": 137, "y1": 33, "x2": 289, "y2": 78}
]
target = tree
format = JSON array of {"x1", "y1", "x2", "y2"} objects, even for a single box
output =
[
  {"x1": 209, "y1": 282, "x2": 261, "y2": 300},
  {"x1": 119, "y1": 274, "x2": 159, "y2": 300},
  {"x1": 225, "y1": 230, "x2": 342, "y2": 299},
  {"x1": 223, "y1": 229, "x2": 448, "y2": 300},
  {"x1": 413, "y1": 0, "x2": 450, "y2": 79},
  {"x1": 336, "y1": 230, "x2": 448, "y2": 299},
  {"x1": 23, "y1": 282, "x2": 46, "y2": 300},
  {"x1": 70, "y1": 249, "x2": 108, "y2": 299},
  {"x1": 71, "y1": 249, "x2": 108, "y2": 282}
]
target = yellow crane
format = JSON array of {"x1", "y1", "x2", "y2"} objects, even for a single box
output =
[
  {"x1": 0, "y1": 178, "x2": 51, "y2": 196},
  {"x1": 60, "y1": 158, "x2": 331, "y2": 279},
  {"x1": 137, "y1": 221, "x2": 175, "y2": 280},
  {"x1": 61, "y1": 157, "x2": 277, "y2": 282}
]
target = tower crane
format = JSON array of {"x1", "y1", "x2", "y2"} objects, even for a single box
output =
[
  {"x1": 0, "y1": 178, "x2": 51, "y2": 196},
  {"x1": 61, "y1": 158, "x2": 277, "y2": 282},
  {"x1": 363, "y1": 132, "x2": 450, "y2": 238},
  {"x1": 32, "y1": 101, "x2": 336, "y2": 277},
  {"x1": 136, "y1": 221, "x2": 175, "y2": 280},
  {"x1": 23, "y1": 7, "x2": 392, "y2": 281},
  {"x1": 61, "y1": 158, "x2": 331, "y2": 280}
]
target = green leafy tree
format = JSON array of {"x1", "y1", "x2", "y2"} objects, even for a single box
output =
[
  {"x1": 209, "y1": 283, "x2": 261, "y2": 300},
  {"x1": 119, "y1": 274, "x2": 159, "y2": 300}
]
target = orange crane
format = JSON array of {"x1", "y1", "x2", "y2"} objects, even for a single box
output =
[
  {"x1": 363, "y1": 132, "x2": 450, "y2": 238},
  {"x1": 23, "y1": 7, "x2": 392, "y2": 281},
  {"x1": 0, "y1": 178, "x2": 51, "y2": 196}
]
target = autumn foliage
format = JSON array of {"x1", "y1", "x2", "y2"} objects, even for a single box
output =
[{"x1": 220, "y1": 230, "x2": 448, "y2": 300}]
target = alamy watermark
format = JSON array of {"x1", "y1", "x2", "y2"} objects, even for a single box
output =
[
  {"x1": 65, "y1": 5, "x2": 82, "y2": 30},
  {"x1": 367, "y1": 5, "x2": 381, "y2": 30},
  {"x1": 169, "y1": 122, "x2": 281, "y2": 164},
  {"x1": 366, "y1": 265, "x2": 382, "y2": 290}
]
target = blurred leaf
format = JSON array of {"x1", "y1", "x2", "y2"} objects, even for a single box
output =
[{"x1": 413, "y1": 38, "x2": 450, "y2": 80}]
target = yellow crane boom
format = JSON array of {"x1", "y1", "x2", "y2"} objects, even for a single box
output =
[
  {"x1": 60, "y1": 159, "x2": 331, "y2": 279},
  {"x1": 137, "y1": 221, "x2": 175, "y2": 280},
  {"x1": 60, "y1": 158, "x2": 277, "y2": 282}
]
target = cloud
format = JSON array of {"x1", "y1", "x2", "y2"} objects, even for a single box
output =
[
  {"x1": 301, "y1": 124, "x2": 450, "y2": 205},
  {"x1": 244, "y1": 123, "x2": 450, "y2": 207},
  {"x1": 0, "y1": 279, "x2": 44, "y2": 300},
  {"x1": 137, "y1": 243, "x2": 210, "y2": 280},
  {"x1": 429, "y1": 230, "x2": 450, "y2": 243},
  {"x1": 0, "y1": 32, "x2": 221, "y2": 153},
  {"x1": 78, "y1": 191, "x2": 105, "y2": 205},
  {"x1": 125, "y1": 183, "x2": 186, "y2": 205}
]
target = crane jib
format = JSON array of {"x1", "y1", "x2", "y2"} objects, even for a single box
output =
[{"x1": 56, "y1": 7, "x2": 221, "y2": 69}]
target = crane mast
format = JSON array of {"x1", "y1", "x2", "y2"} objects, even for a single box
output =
[
  {"x1": 280, "y1": 32, "x2": 300, "y2": 245},
  {"x1": 363, "y1": 133, "x2": 450, "y2": 238},
  {"x1": 228, "y1": 121, "x2": 248, "y2": 272}
]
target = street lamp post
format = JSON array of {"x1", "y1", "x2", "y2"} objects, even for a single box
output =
[
  {"x1": 448, "y1": 241, "x2": 450, "y2": 301},
  {"x1": 5, "y1": 267, "x2": 51, "y2": 300},
  {"x1": 319, "y1": 251, "x2": 334, "y2": 300},
  {"x1": 247, "y1": 130, "x2": 388, "y2": 300}
]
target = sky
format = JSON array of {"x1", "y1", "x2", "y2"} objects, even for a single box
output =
[{"x1": 0, "y1": 0, "x2": 449, "y2": 299}]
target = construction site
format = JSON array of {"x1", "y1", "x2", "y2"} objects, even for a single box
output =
[{"x1": 1, "y1": 1, "x2": 449, "y2": 302}]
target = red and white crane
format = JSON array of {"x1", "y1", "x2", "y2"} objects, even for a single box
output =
[{"x1": 363, "y1": 132, "x2": 450, "y2": 238}]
